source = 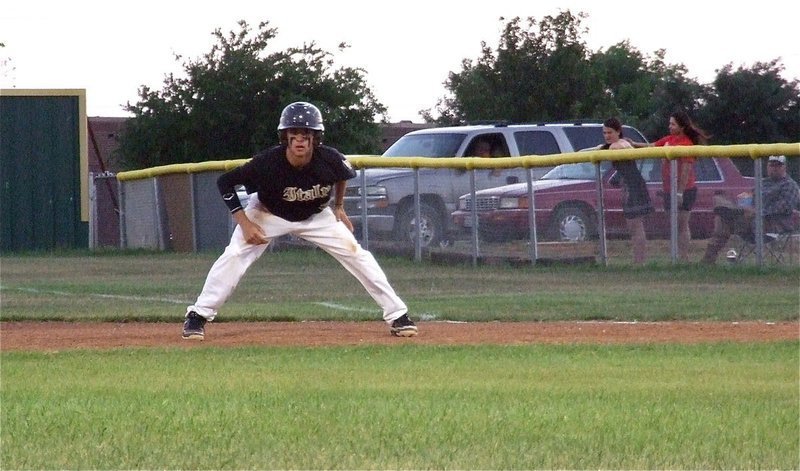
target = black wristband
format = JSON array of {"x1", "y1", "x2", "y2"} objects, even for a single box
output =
[{"x1": 222, "y1": 192, "x2": 243, "y2": 213}]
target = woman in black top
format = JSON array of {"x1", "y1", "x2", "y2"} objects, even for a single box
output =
[{"x1": 603, "y1": 117, "x2": 654, "y2": 264}]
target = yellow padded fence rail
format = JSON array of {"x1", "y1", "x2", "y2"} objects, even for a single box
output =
[{"x1": 116, "y1": 143, "x2": 799, "y2": 181}]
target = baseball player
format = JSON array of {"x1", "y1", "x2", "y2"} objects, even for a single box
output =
[{"x1": 182, "y1": 102, "x2": 417, "y2": 340}]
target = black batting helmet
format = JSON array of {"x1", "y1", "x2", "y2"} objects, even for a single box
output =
[
  {"x1": 278, "y1": 102, "x2": 325, "y2": 131},
  {"x1": 277, "y1": 102, "x2": 324, "y2": 146}
]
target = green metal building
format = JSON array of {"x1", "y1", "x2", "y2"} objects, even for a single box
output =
[{"x1": 1, "y1": 89, "x2": 89, "y2": 251}]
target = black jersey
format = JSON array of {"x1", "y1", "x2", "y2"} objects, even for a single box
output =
[{"x1": 217, "y1": 145, "x2": 356, "y2": 222}]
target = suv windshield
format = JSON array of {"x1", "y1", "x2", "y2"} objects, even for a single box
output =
[
  {"x1": 383, "y1": 133, "x2": 466, "y2": 158},
  {"x1": 542, "y1": 161, "x2": 613, "y2": 180}
]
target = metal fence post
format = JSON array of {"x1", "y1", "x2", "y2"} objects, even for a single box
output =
[
  {"x1": 359, "y1": 168, "x2": 369, "y2": 250},
  {"x1": 469, "y1": 170, "x2": 479, "y2": 267},
  {"x1": 413, "y1": 168, "x2": 422, "y2": 262},
  {"x1": 118, "y1": 180, "x2": 127, "y2": 249},
  {"x1": 753, "y1": 158, "x2": 765, "y2": 266},
  {"x1": 669, "y1": 158, "x2": 679, "y2": 263},
  {"x1": 526, "y1": 169, "x2": 538, "y2": 264},
  {"x1": 153, "y1": 177, "x2": 165, "y2": 250},
  {"x1": 189, "y1": 173, "x2": 198, "y2": 252},
  {"x1": 595, "y1": 162, "x2": 608, "y2": 266},
  {"x1": 89, "y1": 172, "x2": 97, "y2": 250}
]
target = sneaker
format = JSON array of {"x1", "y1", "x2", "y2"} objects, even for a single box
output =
[
  {"x1": 390, "y1": 314, "x2": 418, "y2": 337},
  {"x1": 182, "y1": 311, "x2": 207, "y2": 340}
]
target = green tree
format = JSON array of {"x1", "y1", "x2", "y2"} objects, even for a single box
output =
[
  {"x1": 421, "y1": 11, "x2": 607, "y2": 124},
  {"x1": 421, "y1": 11, "x2": 707, "y2": 138},
  {"x1": 592, "y1": 43, "x2": 708, "y2": 140},
  {"x1": 699, "y1": 60, "x2": 800, "y2": 178},
  {"x1": 700, "y1": 60, "x2": 799, "y2": 144},
  {"x1": 118, "y1": 20, "x2": 387, "y2": 170},
  {"x1": 590, "y1": 40, "x2": 653, "y2": 122}
]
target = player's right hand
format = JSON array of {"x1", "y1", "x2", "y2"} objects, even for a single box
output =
[
  {"x1": 236, "y1": 214, "x2": 268, "y2": 245},
  {"x1": 243, "y1": 223, "x2": 268, "y2": 244}
]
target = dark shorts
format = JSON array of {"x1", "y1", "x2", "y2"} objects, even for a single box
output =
[
  {"x1": 622, "y1": 182, "x2": 654, "y2": 220},
  {"x1": 663, "y1": 187, "x2": 697, "y2": 212}
]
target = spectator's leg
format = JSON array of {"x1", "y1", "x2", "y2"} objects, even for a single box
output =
[
  {"x1": 678, "y1": 210, "x2": 691, "y2": 262},
  {"x1": 702, "y1": 215, "x2": 733, "y2": 264},
  {"x1": 737, "y1": 209, "x2": 756, "y2": 238},
  {"x1": 628, "y1": 217, "x2": 647, "y2": 265}
]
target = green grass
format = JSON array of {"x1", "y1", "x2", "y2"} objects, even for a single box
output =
[
  {"x1": 1, "y1": 250, "x2": 798, "y2": 469},
  {"x1": 1, "y1": 249, "x2": 798, "y2": 322},
  {"x1": 2, "y1": 343, "x2": 797, "y2": 469}
]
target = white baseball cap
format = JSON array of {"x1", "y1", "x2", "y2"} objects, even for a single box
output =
[{"x1": 768, "y1": 155, "x2": 786, "y2": 164}]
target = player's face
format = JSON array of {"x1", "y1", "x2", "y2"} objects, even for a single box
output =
[
  {"x1": 286, "y1": 128, "x2": 314, "y2": 163},
  {"x1": 603, "y1": 126, "x2": 620, "y2": 144}
]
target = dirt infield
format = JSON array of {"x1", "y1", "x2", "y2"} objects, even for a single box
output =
[{"x1": 1, "y1": 321, "x2": 797, "y2": 351}]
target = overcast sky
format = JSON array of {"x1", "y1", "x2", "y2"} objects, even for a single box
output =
[{"x1": 2, "y1": 0, "x2": 798, "y2": 122}]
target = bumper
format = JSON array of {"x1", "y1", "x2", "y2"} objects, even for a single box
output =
[{"x1": 348, "y1": 213, "x2": 396, "y2": 234}]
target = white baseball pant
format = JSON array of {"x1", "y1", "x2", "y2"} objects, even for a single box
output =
[{"x1": 187, "y1": 200, "x2": 408, "y2": 324}]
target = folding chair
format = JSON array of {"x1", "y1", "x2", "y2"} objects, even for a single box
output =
[
  {"x1": 731, "y1": 232, "x2": 779, "y2": 264},
  {"x1": 765, "y1": 231, "x2": 799, "y2": 264},
  {"x1": 730, "y1": 213, "x2": 800, "y2": 265}
]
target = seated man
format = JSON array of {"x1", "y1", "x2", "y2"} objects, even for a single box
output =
[{"x1": 702, "y1": 155, "x2": 800, "y2": 264}]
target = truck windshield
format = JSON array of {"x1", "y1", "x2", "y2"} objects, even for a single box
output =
[{"x1": 383, "y1": 133, "x2": 466, "y2": 158}]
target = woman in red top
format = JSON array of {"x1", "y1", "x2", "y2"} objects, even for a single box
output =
[{"x1": 630, "y1": 111, "x2": 709, "y2": 262}]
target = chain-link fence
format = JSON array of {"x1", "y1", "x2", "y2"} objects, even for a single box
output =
[
  {"x1": 91, "y1": 171, "x2": 236, "y2": 251},
  {"x1": 102, "y1": 145, "x2": 799, "y2": 266},
  {"x1": 89, "y1": 173, "x2": 120, "y2": 249}
]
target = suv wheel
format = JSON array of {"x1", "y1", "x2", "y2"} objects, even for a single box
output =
[
  {"x1": 550, "y1": 205, "x2": 595, "y2": 242},
  {"x1": 396, "y1": 202, "x2": 444, "y2": 248}
]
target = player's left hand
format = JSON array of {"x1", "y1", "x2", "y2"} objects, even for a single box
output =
[{"x1": 334, "y1": 206, "x2": 354, "y2": 232}]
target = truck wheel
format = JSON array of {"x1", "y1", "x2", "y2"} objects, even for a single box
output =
[
  {"x1": 549, "y1": 205, "x2": 595, "y2": 242},
  {"x1": 396, "y1": 203, "x2": 444, "y2": 248}
]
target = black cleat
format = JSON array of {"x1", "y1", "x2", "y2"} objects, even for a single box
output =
[
  {"x1": 182, "y1": 311, "x2": 207, "y2": 340},
  {"x1": 390, "y1": 314, "x2": 418, "y2": 337}
]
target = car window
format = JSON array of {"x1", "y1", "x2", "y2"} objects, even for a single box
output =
[
  {"x1": 541, "y1": 161, "x2": 612, "y2": 180},
  {"x1": 383, "y1": 133, "x2": 465, "y2": 158},
  {"x1": 642, "y1": 158, "x2": 722, "y2": 182},
  {"x1": 465, "y1": 133, "x2": 509, "y2": 157},
  {"x1": 489, "y1": 134, "x2": 510, "y2": 157},
  {"x1": 513, "y1": 131, "x2": 560, "y2": 156},
  {"x1": 621, "y1": 126, "x2": 647, "y2": 143},
  {"x1": 562, "y1": 127, "x2": 604, "y2": 151},
  {"x1": 696, "y1": 158, "x2": 722, "y2": 182},
  {"x1": 562, "y1": 125, "x2": 647, "y2": 151}
]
